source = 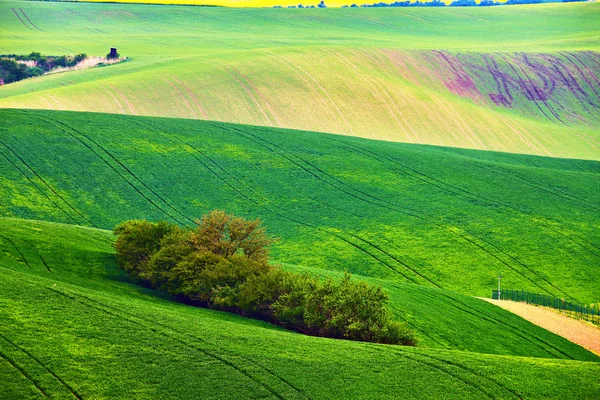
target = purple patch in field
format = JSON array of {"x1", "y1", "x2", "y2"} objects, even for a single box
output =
[{"x1": 489, "y1": 94, "x2": 511, "y2": 107}]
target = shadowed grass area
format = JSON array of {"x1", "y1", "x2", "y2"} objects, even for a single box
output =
[
  {"x1": 1, "y1": 109, "x2": 599, "y2": 304},
  {"x1": 0, "y1": 216, "x2": 598, "y2": 399}
]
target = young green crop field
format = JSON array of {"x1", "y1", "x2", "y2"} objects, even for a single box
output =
[
  {"x1": 2, "y1": 109, "x2": 599, "y2": 303},
  {"x1": 1, "y1": 1, "x2": 599, "y2": 159},
  {"x1": 2, "y1": 1, "x2": 600, "y2": 398},
  {"x1": 1, "y1": 217, "x2": 599, "y2": 399}
]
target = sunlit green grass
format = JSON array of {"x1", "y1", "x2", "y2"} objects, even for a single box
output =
[
  {"x1": 1, "y1": 1, "x2": 599, "y2": 159},
  {"x1": 1, "y1": 109, "x2": 599, "y2": 303},
  {"x1": 0, "y1": 216, "x2": 598, "y2": 399}
]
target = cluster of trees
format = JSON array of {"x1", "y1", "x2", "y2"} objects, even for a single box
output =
[
  {"x1": 0, "y1": 58, "x2": 43, "y2": 85},
  {"x1": 114, "y1": 211, "x2": 416, "y2": 346},
  {"x1": 0, "y1": 52, "x2": 87, "y2": 85}
]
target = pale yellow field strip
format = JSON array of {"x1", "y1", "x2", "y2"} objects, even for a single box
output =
[{"x1": 482, "y1": 299, "x2": 600, "y2": 356}]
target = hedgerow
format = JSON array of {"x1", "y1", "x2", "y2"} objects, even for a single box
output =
[{"x1": 114, "y1": 210, "x2": 416, "y2": 346}]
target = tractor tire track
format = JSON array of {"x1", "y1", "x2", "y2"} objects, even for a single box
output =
[
  {"x1": 160, "y1": 76, "x2": 198, "y2": 119},
  {"x1": 0, "y1": 234, "x2": 31, "y2": 269},
  {"x1": 19, "y1": 8, "x2": 43, "y2": 32},
  {"x1": 338, "y1": 141, "x2": 600, "y2": 261},
  {"x1": 165, "y1": 74, "x2": 208, "y2": 119},
  {"x1": 97, "y1": 84, "x2": 125, "y2": 114},
  {"x1": 0, "y1": 334, "x2": 81, "y2": 399},
  {"x1": 220, "y1": 123, "x2": 560, "y2": 291},
  {"x1": 228, "y1": 66, "x2": 284, "y2": 127},
  {"x1": 34, "y1": 114, "x2": 193, "y2": 227},
  {"x1": 71, "y1": 289, "x2": 310, "y2": 400},
  {"x1": 0, "y1": 139, "x2": 92, "y2": 226},
  {"x1": 46, "y1": 287, "x2": 301, "y2": 400},
  {"x1": 129, "y1": 119, "x2": 423, "y2": 285},
  {"x1": 392, "y1": 348, "x2": 523, "y2": 400},
  {"x1": 325, "y1": 49, "x2": 412, "y2": 142},
  {"x1": 0, "y1": 350, "x2": 48, "y2": 398},
  {"x1": 0, "y1": 148, "x2": 81, "y2": 224},
  {"x1": 414, "y1": 288, "x2": 575, "y2": 359},
  {"x1": 217, "y1": 64, "x2": 272, "y2": 126},
  {"x1": 370, "y1": 346, "x2": 495, "y2": 400},
  {"x1": 333, "y1": 140, "x2": 595, "y2": 297},
  {"x1": 216, "y1": 124, "x2": 438, "y2": 285},
  {"x1": 263, "y1": 50, "x2": 353, "y2": 135},
  {"x1": 11, "y1": 8, "x2": 32, "y2": 31}
]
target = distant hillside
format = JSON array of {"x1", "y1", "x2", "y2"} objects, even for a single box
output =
[
  {"x1": 0, "y1": 1, "x2": 599, "y2": 159},
  {"x1": 1, "y1": 109, "x2": 599, "y2": 303}
]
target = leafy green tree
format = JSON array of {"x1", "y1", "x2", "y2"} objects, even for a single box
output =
[{"x1": 113, "y1": 220, "x2": 176, "y2": 279}]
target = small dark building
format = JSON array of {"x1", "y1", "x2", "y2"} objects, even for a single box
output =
[{"x1": 109, "y1": 48, "x2": 118, "y2": 59}]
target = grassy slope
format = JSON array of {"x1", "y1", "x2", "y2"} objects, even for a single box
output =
[
  {"x1": 1, "y1": 1, "x2": 599, "y2": 159},
  {"x1": 1, "y1": 109, "x2": 599, "y2": 304},
  {"x1": 0, "y1": 217, "x2": 598, "y2": 400}
]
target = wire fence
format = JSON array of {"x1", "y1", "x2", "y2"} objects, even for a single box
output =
[{"x1": 492, "y1": 289, "x2": 600, "y2": 325}]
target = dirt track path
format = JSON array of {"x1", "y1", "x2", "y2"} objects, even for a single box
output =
[{"x1": 482, "y1": 299, "x2": 600, "y2": 356}]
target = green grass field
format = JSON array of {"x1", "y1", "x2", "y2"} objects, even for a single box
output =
[
  {"x1": 1, "y1": 1, "x2": 599, "y2": 159},
  {"x1": 2, "y1": 109, "x2": 599, "y2": 304},
  {"x1": 1, "y1": 216, "x2": 599, "y2": 399},
  {"x1": 2, "y1": 2, "x2": 600, "y2": 398}
]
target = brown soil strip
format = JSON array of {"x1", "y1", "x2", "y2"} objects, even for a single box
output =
[{"x1": 483, "y1": 299, "x2": 600, "y2": 356}]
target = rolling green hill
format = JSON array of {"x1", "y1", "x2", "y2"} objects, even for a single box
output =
[
  {"x1": 1, "y1": 1, "x2": 599, "y2": 159},
  {"x1": 1, "y1": 216, "x2": 599, "y2": 399},
  {"x1": 1, "y1": 109, "x2": 599, "y2": 304}
]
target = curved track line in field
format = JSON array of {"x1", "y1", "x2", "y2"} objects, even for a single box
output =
[
  {"x1": 97, "y1": 84, "x2": 125, "y2": 114},
  {"x1": 223, "y1": 123, "x2": 562, "y2": 292},
  {"x1": 216, "y1": 64, "x2": 272, "y2": 126},
  {"x1": 134, "y1": 119, "x2": 422, "y2": 284},
  {"x1": 0, "y1": 351, "x2": 48, "y2": 398},
  {"x1": 73, "y1": 288, "x2": 310, "y2": 400},
  {"x1": 46, "y1": 95, "x2": 64, "y2": 110},
  {"x1": 262, "y1": 51, "x2": 346, "y2": 134},
  {"x1": 0, "y1": 334, "x2": 81, "y2": 399},
  {"x1": 34, "y1": 115, "x2": 192, "y2": 227},
  {"x1": 132, "y1": 119, "x2": 424, "y2": 285},
  {"x1": 0, "y1": 149, "x2": 81, "y2": 224},
  {"x1": 412, "y1": 288, "x2": 574, "y2": 360},
  {"x1": 0, "y1": 235, "x2": 52, "y2": 274},
  {"x1": 432, "y1": 98, "x2": 480, "y2": 149},
  {"x1": 342, "y1": 141, "x2": 600, "y2": 261},
  {"x1": 165, "y1": 74, "x2": 208, "y2": 119},
  {"x1": 264, "y1": 51, "x2": 354, "y2": 135},
  {"x1": 25, "y1": 241, "x2": 52, "y2": 273},
  {"x1": 357, "y1": 49, "x2": 422, "y2": 143},
  {"x1": 484, "y1": 299, "x2": 600, "y2": 356},
  {"x1": 313, "y1": 137, "x2": 582, "y2": 299},
  {"x1": 39, "y1": 96, "x2": 54, "y2": 110},
  {"x1": 106, "y1": 84, "x2": 137, "y2": 115},
  {"x1": 19, "y1": 8, "x2": 43, "y2": 32},
  {"x1": 44, "y1": 287, "x2": 297, "y2": 400},
  {"x1": 227, "y1": 66, "x2": 284, "y2": 128},
  {"x1": 380, "y1": 342, "x2": 522, "y2": 399},
  {"x1": 412, "y1": 352, "x2": 523, "y2": 400},
  {"x1": 560, "y1": 52, "x2": 600, "y2": 101},
  {"x1": 0, "y1": 139, "x2": 91, "y2": 225},
  {"x1": 160, "y1": 76, "x2": 198, "y2": 119},
  {"x1": 0, "y1": 234, "x2": 31, "y2": 269},
  {"x1": 11, "y1": 8, "x2": 32, "y2": 30},
  {"x1": 218, "y1": 123, "x2": 439, "y2": 286},
  {"x1": 325, "y1": 49, "x2": 413, "y2": 142},
  {"x1": 495, "y1": 114, "x2": 545, "y2": 155}
]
